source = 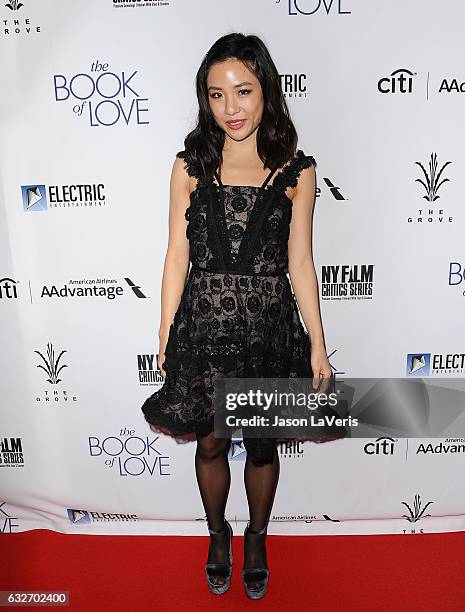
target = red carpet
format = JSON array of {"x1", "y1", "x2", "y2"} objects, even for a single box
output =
[{"x1": 2, "y1": 529, "x2": 464, "y2": 611}]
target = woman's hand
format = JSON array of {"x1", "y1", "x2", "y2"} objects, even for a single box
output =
[
  {"x1": 310, "y1": 344, "x2": 333, "y2": 393},
  {"x1": 157, "y1": 351, "x2": 167, "y2": 380}
]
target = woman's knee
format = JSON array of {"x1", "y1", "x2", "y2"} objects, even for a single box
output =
[{"x1": 196, "y1": 433, "x2": 230, "y2": 461}]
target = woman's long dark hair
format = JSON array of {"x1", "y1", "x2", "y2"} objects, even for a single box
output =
[{"x1": 181, "y1": 33, "x2": 298, "y2": 179}]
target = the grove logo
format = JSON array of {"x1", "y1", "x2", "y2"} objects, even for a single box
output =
[
  {"x1": 378, "y1": 68, "x2": 416, "y2": 94},
  {"x1": 408, "y1": 153, "x2": 453, "y2": 223},
  {"x1": 35, "y1": 342, "x2": 68, "y2": 384},
  {"x1": 34, "y1": 342, "x2": 78, "y2": 403},
  {"x1": 415, "y1": 152, "x2": 451, "y2": 202},
  {"x1": 5, "y1": 0, "x2": 23, "y2": 9},
  {"x1": 53, "y1": 60, "x2": 149, "y2": 127},
  {"x1": 402, "y1": 493, "x2": 433, "y2": 525},
  {"x1": 3, "y1": 1, "x2": 41, "y2": 36}
]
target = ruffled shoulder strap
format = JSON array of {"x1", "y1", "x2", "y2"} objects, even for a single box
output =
[
  {"x1": 271, "y1": 149, "x2": 317, "y2": 194},
  {"x1": 176, "y1": 149, "x2": 201, "y2": 179}
]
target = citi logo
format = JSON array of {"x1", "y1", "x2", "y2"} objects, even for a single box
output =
[
  {"x1": 0, "y1": 278, "x2": 18, "y2": 299},
  {"x1": 378, "y1": 68, "x2": 416, "y2": 94},
  {"x1": 364, "y1": 437, "x2": 396, "y2": 455}
]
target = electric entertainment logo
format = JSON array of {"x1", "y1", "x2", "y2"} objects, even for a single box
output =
[
  {"x1": 67, "y1": 509, "x2": 138, "y2": 524},
  {"x1": 53, "y1": 60, "x2": 149, "y2": 127},
  {"x1": 228, "y1": 438, "x2": 246, "y2": 461},
  {"x1": 407, "y1": 152, "x2": 453, "y2": 224},
  {"x1": 2, "y1": 1, "x2": 42, "y2": 37},
  {"x1": 0, "y1": 277, "x2": 18, "y2": 299},
  {"x1": 321, "y1": 264, "x2": 374, "y2": 300},
  {"x1": 22, "y1": 183, "x2": 106, "y2": 212},
  {"x1": 0, "y1": 437, "x2": 24, "y2": 467},
  {"x1": 406, "y1": 353, "x2": 430, "y2": 376},
  {"x1": 406, "y1": 353, "x2": 465, "y2": 376},
  {"x1": 277, "y1": 440, "x2": 305, "y2": 459},
  {"x1": 280, "y1": 73, "x2": 308, "y2": 99},
  {"x1": 22, "y1": 185, "x2": 47, "y2": 211}
]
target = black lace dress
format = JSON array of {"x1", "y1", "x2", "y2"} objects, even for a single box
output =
[{"x1": 141, "y1": 149, "x2": 347, "y2": 464}]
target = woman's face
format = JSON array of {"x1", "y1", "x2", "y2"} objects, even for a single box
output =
[{"x1": 207, "y1": 57, "x2": 264, "y2": 142}]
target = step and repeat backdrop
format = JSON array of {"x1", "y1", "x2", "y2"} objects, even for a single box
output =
[{"x1": 1, "y1": 0, "x2": 464, "y2": 536}]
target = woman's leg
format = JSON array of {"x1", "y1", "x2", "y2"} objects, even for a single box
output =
[
  {"x1": 243, "y1": 441, "x2": 280, "y2": 590},
  {"x1": 195, "y1": 431, "x2": 232, "y2": 586}
]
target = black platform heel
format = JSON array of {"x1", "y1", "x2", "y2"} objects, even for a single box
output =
[
  {"x1": 205, "y1": 518, "x2": 233, "y2": 595},
  {"x1": 242, "y1": 521, "x2": 270, "y2": 599}
]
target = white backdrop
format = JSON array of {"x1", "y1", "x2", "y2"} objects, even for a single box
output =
[{"x1": 1, "y1": 0, "x2": 465, "y2": 536}]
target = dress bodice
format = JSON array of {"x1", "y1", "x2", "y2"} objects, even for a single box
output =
[{"x1": 178, "y1": 149, "x2": 316, "y2": 276}]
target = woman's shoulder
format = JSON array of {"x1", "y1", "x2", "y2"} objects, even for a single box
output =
[
  {"x1": 273, "y1": 149, "x2": 317, "y2": 193},
  {"x1": 290, "y1": 149, "x2": 317, "y2": 172},
  {"x1": 175, "y1": 149, "x2": 201, "y2": 179}
]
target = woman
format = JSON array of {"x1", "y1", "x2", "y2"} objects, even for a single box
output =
[{"x1": 141, "y1": 32, "x2": 344, "y2": 599}]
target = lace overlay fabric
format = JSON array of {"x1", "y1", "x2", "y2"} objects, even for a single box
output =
[{"x1": 141, "y1": 150, "x2": 346, "y2": 463}]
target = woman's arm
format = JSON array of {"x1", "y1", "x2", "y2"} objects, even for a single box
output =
[
  {"x1": 288, "y1": 165, "x2": 332, "y2": 380},
  {"x1": 157, "y1": 156, "x2": 191, "y2": 372}
]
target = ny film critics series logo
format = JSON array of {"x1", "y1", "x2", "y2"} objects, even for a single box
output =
[
  {"x1": 34, "y1": 342, "x2": 78, "y2": 404},
  {"x1": 0, "y1": 437, "x2": 24, "y2": 468},
  {"x1": 321, "y1": 264, "x2": 374, "y2": 301},
  {"x1": 53, "y1": 60, "x2": 149, "y2": 127},
  {"x1": 2, "y1": 0, "x2": 41, "y2": 37},
  {"x1": 113, "y1": 0, "x2": 171, "y2": 8}
]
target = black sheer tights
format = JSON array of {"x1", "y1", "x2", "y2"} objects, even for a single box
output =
[{"x1": 195, "y1": 432, "x2": 280, "y2": 587}]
